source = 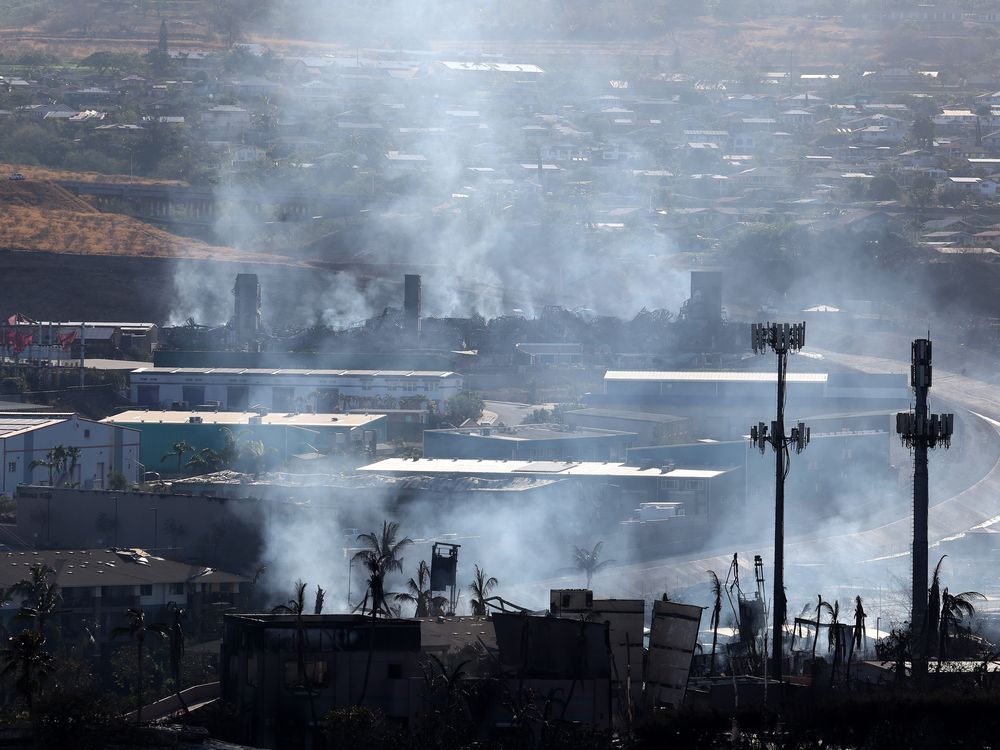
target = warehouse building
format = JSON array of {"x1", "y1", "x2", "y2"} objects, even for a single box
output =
[
  {"x1": 0, "y1": 413, "x2": 140, "y2": 495},
  {"x1": 128, "y1": 367, "x2": 463, "y2": 412},
  {"x1": 102, "y1": 410, "x2": 387, "y2": 470},
  {"x1": 562, "y1": 408, "x2": 691, "y2": 446},
  {"x1": 423, "y1": 423, "x2": 637, "y2": 461}
]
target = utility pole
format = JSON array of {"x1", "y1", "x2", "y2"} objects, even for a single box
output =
[
  {"x1": 749, "y1": 321, "x2": 810, "y2": 684},
  {"x1": 896, "y1": 339, "x2": 953, "y2": 682}
]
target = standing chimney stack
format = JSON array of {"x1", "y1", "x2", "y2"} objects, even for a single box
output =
[{"x1": 403, "y1": 274, "x2": 421, "y2": 340}]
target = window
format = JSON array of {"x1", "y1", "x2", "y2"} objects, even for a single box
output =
[
  {"x1": 285, "y1": 660, "x2": 329, "y2": 687},
  {"x1": 136, "y1": 385, "x2": 160, "y2": 406},
  {"x1": 7, "y1": 462, "x2": 14, "y2": 473},
  {"x1": 84, "y1": 429, "x2": 90, "y2": 438},
  {"x1": 170, "y1": 582, "x2": 184, "y2": 595},
  {"x1": 227, "y1": 386, "x2": 249, "y2": 411},
  {"x1": 182, "y1": 385, "x2": 206, "y2": 407},
  {"x1": 139, "y1": 584, "x2": 153, "y2": 596},
  {"x1": 272, "y1": 387, "x2": 295, "y2": 412}
]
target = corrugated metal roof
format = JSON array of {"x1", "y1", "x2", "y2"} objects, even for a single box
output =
[
  {"x1": 0, "y1": 416, "x2": 67, "y2": 438},
  {"x1": 130, "y1": 367, "x2": 459, "y2": 378},
  {"x1": 104, "y1": 410, "x2": 385, "y2": 428}
]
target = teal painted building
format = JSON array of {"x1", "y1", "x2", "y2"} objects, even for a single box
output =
[{"x1": 103, "y1": 411, "x2": 387, "y2": 472}]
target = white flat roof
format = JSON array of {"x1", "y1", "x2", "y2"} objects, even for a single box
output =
[
  {"x1": 604, "y1": 371, "x2": 828, "y2": 383},
  {"x1": 359, "y1": 458, "x2": 728, "y2": 479},
  {"x1": 103, "y1": 411, "x2": 385, "y2": 428},
  {"x1": 130, "y1": 368, "x2": 459, "y2": 378}
]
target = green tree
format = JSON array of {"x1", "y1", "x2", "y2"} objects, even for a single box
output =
[
  {"x1": 572, "y1": 541, "x2": 615, "y2": 589},
  {"x1": 468, "y1": 564, "x2": 498, "y2": 617},
  {"x1": 867, "y1": 174, "x2": 900, "y2": 201},
  {"x1": 445, "y1": 393, "x2": 485, "y2": 426},
  {"x1": 11, "y1": 563, "x2": 62, "y2": 639},
  {"x1": 111, "y1": 608, "x2": 168, "y2": 723},
  {"x1": 911, "y1": 115, "x2": 935, "y2": 150}
]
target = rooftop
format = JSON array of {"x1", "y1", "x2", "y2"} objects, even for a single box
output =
[
  {"x1": 604, "y1": 371, "x2": 828, "y2": 383},
  {"x1": 104, "y1": 410, "x2": 386, "y2": 428},
  {"x1": 130, "y1": 367, "x2": 459, "y2": 378},
  {"x1": 563, "y1": 408, "x2": 688, "y2": 424},
  {"x1": 426, "y1": 424, "x2": 636, "y2": 441},
  {"x1": 0, "y1": 415, "x2": 69, "y2": 439},
  {"x1": 359, "y1": 458, "x2": 730, "y2": 479},
  {"x1": 0, "y1": 548, "x2": 246, "y2": 590}
]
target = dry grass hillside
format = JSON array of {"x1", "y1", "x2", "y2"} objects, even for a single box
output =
[
  {"x1": 0, "y1": 162, "x2": 188, "y2": 187},
  {"x1": 0, "y1": 178, "x2": 296, "y2": 264}
]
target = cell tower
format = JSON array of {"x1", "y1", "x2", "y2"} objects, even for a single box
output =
[
  {"x1": 896, "y1": 339, "x2": 953, "y2": 680},
  {"x1": 748, "y1": 322, "x2": 810, "y2": 683}
]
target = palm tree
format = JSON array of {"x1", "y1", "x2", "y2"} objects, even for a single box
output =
[
  {"x1": 707, "y1": 570, "x2": 723, "y2": 676},
  {"x1": 272, "y1": 581, "x2": 317, "y2": 725},
  {"x1": 810, "y1": 594, "x2": 824, "y2": 665},
  {"x1": 927, "y1": 555, "x2": 947, "y2": 660},
  {"x1": 353, "y1": 522, "x2": 412, "y2": 618},
  {"x1": 469, "y1": 564, "x2": 499, "y2": 616},
  {"x1": 846, "y1": 595, "x2": 867, "y2": 683},
  {"x1": 938, "y1": 587, "x2": 985, "y2": 668},
  {"x1": 111, "y1": 607, "x2": 169, "y2": 724},
  {"x1": 821, "y1": 599, "x2": 844, "y2": 685},
  {"x1": 63, "y1": 446, "x2": 81, "y2": 487},
  {"x1": 27, "y1": 451, "x2": 57, "y2": 486},
  {"x1": 165, "y1": 602, "x2": 188, "y2": 715},
  {"x1": 395, "y1": 560, "x2": 447, "y2": 618},
  {"x1": 354, "y1": 521, "x2": 411, "y2": 706},
  {"x1": 313, "y1": 586, "x2": 325, "y2": 615},
  {"x1": 572, "y1": 541, "x2": 615, "y2": 589},
  {"x1": 160, "y1": 441, "x2": 193, "y2": 474},
  {"x1": 11, "y1": 564, "x2": 61, "y2": 639},
  {"x1": 0, "y1": 630, "x2": 54, "y2": 714},
  {"x1": 184, "y1": 447, "x2": 223, "y2": 474}
]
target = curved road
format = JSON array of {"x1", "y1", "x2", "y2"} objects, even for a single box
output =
[{"x1": 513, "y1": 348, "x2": 1000, "y2": 622}]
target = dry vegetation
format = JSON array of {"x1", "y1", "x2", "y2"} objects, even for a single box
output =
[
  {"x1": 0, "y1": 162, "x2": 188, "y2": 187},
  {"x1": 0, "y1": 203, "x2": 295, "y2": 262}
]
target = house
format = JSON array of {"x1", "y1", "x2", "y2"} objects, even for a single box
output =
[
  {"x1": 202, "y1": 104, "x2": 251, "y2": 140},
  {"x1": 0, "y1": 413, "x2": 140, "y2": 494},
  {"x1": 0, "y1": 547, "x2": 247, "y2": 646}
]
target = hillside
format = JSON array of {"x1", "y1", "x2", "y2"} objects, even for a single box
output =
[
  {"x1": 0, "y1": 162, "x2": 188, "y2": 187},
  {"x1": 0, "y1": 177, "x2": 295, "y2": 264}
]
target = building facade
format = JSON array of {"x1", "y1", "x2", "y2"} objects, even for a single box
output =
[
  {"x1": 0, "y1": 413, "x2": 140, "y2": 495},
  {"x1": 129, "y1": 367, "x2": 463, "y2": 413}
]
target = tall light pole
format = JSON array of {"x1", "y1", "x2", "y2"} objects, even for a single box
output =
[
  {"x1": 749, "y1": 321, "x2": 810, "y2": 683},
  {"x1": 896, "y1": 338, "x2": 952, "y2": 682}
]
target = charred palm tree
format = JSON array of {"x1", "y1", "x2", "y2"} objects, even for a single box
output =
[
  {"x1": 111, "y1": 607, "x2": 168, "y2": 724},
  {"x1": 272, "y1": 581, "x2": 318, "y2": 726},
  {"x1": 928, "y1": 556, "x2": 945, "y2": 660},
  {"x1": 313, "y1": 586, "x2": 325, "y2": 615},
  {"x1": 821, "y1": 599, "x2": 844, "y2": 685},
  {"x1": 708, "y1": 570, "x2": 723, "y2": 676},
  {"x1": 846, "y1": 595, "x2": 866, "y2": 683},
  {"x1": 166, "y1": 602, "x2": 188, "y2": 715},
  {"x1": 810, "y1": 594, "x2": 825, "y2": 666},
  {"x1": 572, "y1": 541, "x2": 615, "y2": 589},
  {"x1": 469, "y1": 565, "x2": 499, "y2": 617}
]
